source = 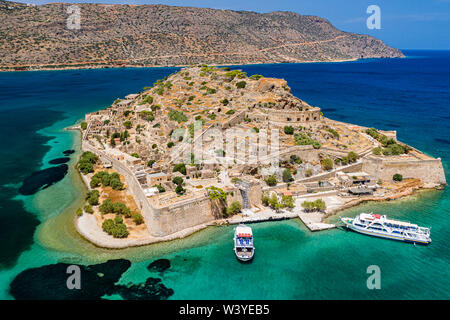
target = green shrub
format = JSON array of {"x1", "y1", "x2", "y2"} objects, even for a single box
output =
[
  {"x1": 175, "y1": 185, "x2": 185, "y2": 195},
  {"x1": 226, "y1": 201, "x2": 242, "y2": 216},
  {"x1": 77, "y1": 151, "x2": 98, "y2": 174},
  {"x1": 76, "y1": 208, "x2": 83, "y2": 217},
  {"x1": 173, "y1": 163, "x2": 186, "y2": 175},
  {"x1": 86, "y1": 190, "x2": 100, "y2": 206},
  {"x1": 172, "y1": 176, "x2": 183, "y2": 185},
  {"x1": 236, "y1": 81, "x2": 246, "y2": 89},
  {"x1": 132, "y1": 212, "x2": 144, "y2": 225},
  {"x1": 321, "y1": 158, "x2": 333, "y2": 171},
  {"x1": 123, "y1": 121, "x2": 132, "y2": 129},
  {"x1": 84, "y1": 204, "x2": 93, "y2": 214},
  {"x1": 80, "y1": 122, "x2": 87, "y2": 130},
  {"x1": 284, "y1": 126, "x2": 294, "y2": 135},
  {"x1": 265, "y1": 175, "x2": 277, "y2": 186},
  {"x1": 169, "y1": 110, "x2": 188, "y2": 123},
  {"x1": 153, "y1": 184, "x2": 166, "y2": 193},
  {"x1": 393, "y1": 174, "x2": 403, "y2": 182}
]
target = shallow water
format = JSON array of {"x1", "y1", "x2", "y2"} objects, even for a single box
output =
[{"x1": 0, "y1": 51, "x2": 449, "y2": 299}]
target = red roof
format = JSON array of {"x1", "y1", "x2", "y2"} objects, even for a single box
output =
[{"x1": 373, "y1": 214, "x2": 382, "y2": 219}]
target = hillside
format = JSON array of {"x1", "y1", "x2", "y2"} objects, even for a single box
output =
[{"x1": 0, "y1": 1, "x2": 404, "y2": 70}]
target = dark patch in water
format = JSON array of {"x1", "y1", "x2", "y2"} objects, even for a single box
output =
[
  {"x1": 115, "y1": 277, "x2": 174, "y2": 300},
  {"x1": 10, "y1": 259, "x2": 130, "y2": 300},
  {"x1": 18, "y1": 164, "x2": 68, "y2": 195},
  {"x1": 147, "y1": 259, "x2": 170, "y2": 273},
  {"x1": 49, "y1": 157, "x2": 70, "y2": 165},
  {"x1": 384, "y1": 122, "x2": 401, "y2": 128},
  {"x1": 435, "y1": 138, "x2": 450, "y2": 146},
  {"x1": 63, "y1": 149, "x2": 75, "y2": 155},
  {"x1": 9, "y1": 259, "x2": 174, "y2": 300}
]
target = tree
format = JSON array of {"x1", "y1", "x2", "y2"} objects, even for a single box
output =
[
  {"x1": 226, "y1": 201, "x2": 242, "y2": 216},
  {"x1": 281, "y1": 195, "x2": 295, "y2": 208},
  {"x1": 236, "y1": 81, "x2": 246, "y2": 89},
  {"x1": 321, "y1": 158, "x2": 333, "y2": 171},
  {"x1": 86, "y1": 190, "x2": 99, "y2": 206},
  {"x1": 265, "y1": 175, "x2": 277, "y2": 186},
  {"x1": 283, "y1": 126, "x2": 294, "y2": 135},
  {"x1": 76, "y1": 208, "x2": 83, "y2": 216},
  {"x1": 167, "y1": 142, "x2": 174, "y2": 148},
  {"x1": 282, "y1": 169, "x2": 293, "y2": 183},
  {"x1": 99, "y1": 199, "x2": 114, "y2": 214},
  {"x1": 393, "y1": 174, "x2": 403, "y2": 182},
  {"x1": 90, "y1": 175, "x2": 101, "y2": 188},
  {"x1": 153, "y1": 184, "x2": 166, "y2": 193},
  {"x1": 80, "y1": 122, "x2": 87, "y2": 130},
  {"x1": 207, "y1": 186, "x2": 227, "y2": 201},
  {"x1": 84, "y1": 204, "x2": 93, "y2": 214},
  {"x1": 305, "y1": 169, "x2": 313, "y2": 177},
  {"x1": 347, "y1": 152, "x2": 359, "y2": 163},
  {"x1": 172, "y1": 176, "x2": 184, "y2": 186},
  {"x1": 175, "y1": 184, "x2": 185, "y2": 195},
  {"x1": 147, "y1": 159, "x2": 156, "y2": 167},
  {"x1": 110, "y1": 178, "x2": 124, "y2": 190},
  {"x1": 173, "y1": 163, "x2": 186, "y2": 175},
  {"x1": 123, "y1": 121, "x2": 132, "y2": 129}
]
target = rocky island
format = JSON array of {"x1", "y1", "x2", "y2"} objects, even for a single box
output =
[
  {"x1": 72, "y1": 65, "x2": 446, "y2": 248},
  {"x1": 1, "y1": 1, "x2": 403, "y2": 71}
]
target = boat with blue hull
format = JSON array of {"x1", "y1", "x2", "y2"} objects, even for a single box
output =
[{"x1": 341, "y1": 213, "x2": 431, "y2": 245}]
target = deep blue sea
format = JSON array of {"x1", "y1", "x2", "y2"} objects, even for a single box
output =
[{"x1": 0, "y1": 50, "x2": 449, "y2": 299}]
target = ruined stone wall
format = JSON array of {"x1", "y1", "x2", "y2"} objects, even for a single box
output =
[
  {"x1": 259, "y1": 107, "x2": 321, "y2": 126},
  {"x1": 362, "y1": 156, "x2": 446, "y2": 185}
]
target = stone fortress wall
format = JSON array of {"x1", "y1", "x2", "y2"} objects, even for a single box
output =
[{"x1": 362, "y1": 155, "x2": 447, "y2": 185}]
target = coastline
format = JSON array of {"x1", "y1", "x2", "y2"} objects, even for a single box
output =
[
  {"x1": 0, "y1": 57, "x2": 365, "y2": 73},
  {"x1": 74, "y1": 168, "x2": 440, "y2": 249}
]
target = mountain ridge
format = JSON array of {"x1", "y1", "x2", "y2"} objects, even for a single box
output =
[{"x1": 0, "y1": 1, "x2": 404, "y2": 70}]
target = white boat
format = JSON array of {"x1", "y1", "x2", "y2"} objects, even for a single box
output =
[
  {"x1": 341, "y1": 213, "x2": 431, "y2": 245},
  {"x1": 233, "y1": 224, "x2": 254, "y2": 261}
]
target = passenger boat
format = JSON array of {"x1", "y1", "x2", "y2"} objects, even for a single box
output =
[
  {"x1": 341, "y1": 213, "x2": 431, "y2": 245},
  {"x1": 233, "y1": 224, "x2": 254, "y2": 261}
]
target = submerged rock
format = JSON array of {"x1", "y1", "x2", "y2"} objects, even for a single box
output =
[
  {"x1": 49, "y1": 157, "x2": 70, "y2": 164},
  {"x1": 18, "y1": 164, "x2": 68, "y2": 195},
  {"x1": 10, "y1": 259, "x2": 131, "y2": 300},
  {"x1": 62, "y1": 149, "x2": 75, "y2": 155},
  {"x1": 10, "y1": 259, "x2": 175, "y2": 300},
  {"x1": 147, "y1": 259, "x2": 171, "y2": 272}
]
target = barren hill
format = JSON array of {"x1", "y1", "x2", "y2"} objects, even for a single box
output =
[{"x1": 0, "y1": 1, "x2": 404, "y2": 70}]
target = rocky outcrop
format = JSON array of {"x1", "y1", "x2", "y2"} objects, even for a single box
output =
[{"x1": 0, "y1": 1, "x2": 404, "y2": 70}]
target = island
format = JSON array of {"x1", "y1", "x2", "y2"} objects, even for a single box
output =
[{"x1": 73, "y1": 65, "x2": 446, "y2": 248}]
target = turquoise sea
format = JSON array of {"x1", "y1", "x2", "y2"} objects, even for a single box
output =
[{"x1": 0, "y1": 50, "x2": 449, "y2": 299}]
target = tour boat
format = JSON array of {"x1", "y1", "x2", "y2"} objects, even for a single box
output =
[
  {"x1": 233, "y1": 224, "x2": 255, "y2": 261},
  {"x1": 341, "y1": 213, "x2": 431, "y2": 245}
]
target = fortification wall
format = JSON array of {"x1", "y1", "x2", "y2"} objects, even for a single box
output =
[
  {"x1": 155, "y1": 196, "x2": 216, "y2": 235},
  {"x1": 362, "y1": 156, "x2": 446, "y2": 185},
  {"x1": 82, "y1": 142, "x2": 218, "y2": 237}
]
